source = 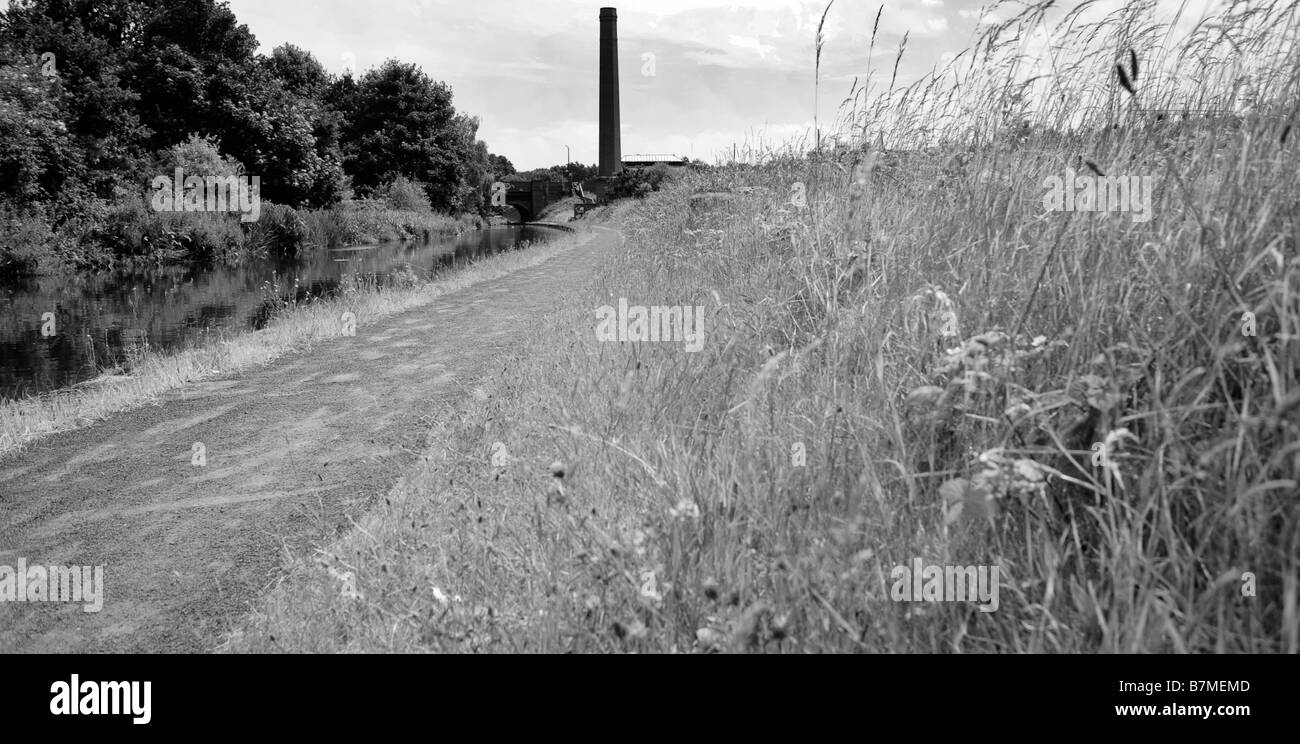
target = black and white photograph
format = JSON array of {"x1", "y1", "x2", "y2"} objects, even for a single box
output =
[{"x1": 0, "y1": 0, "x2": 1294, "y2": 724}]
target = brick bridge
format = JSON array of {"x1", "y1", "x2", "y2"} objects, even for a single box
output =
[{"x1": 494, "y1": 179, "x2": 571, "y2": 222}]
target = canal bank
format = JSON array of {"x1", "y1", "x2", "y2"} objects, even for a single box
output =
[
  {"x1": 0, "y1": 223, "x2": 575, "y2": 462},
  {"x1": 1, "y1": 224, "x2": 559, "y2": 399},
  {"x1": 0, "y1": 215, "x2": 617, "y2": 652}
]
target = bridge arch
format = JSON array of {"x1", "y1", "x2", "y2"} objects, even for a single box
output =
[
  {"x1": 498, "y1": 178, "x2": 569, "y2": 223},
  {"x1": 500, "y1": 197, "x2": 533, "y2": 223}
]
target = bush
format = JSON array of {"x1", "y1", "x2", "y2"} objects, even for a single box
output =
[
  {"x1": 246, "y1": 203, "x2": 309, "y2": 255},
  {"x1": 99, "y1": 193, "x2": 247, "y2": 264},
  {"x1": 299, "y1": 199, "x2": 467, "y2": 248},
  {"x1": 610, "y1": 164, "x2": 679, "y2": 199},
  {"x1": 150, "y1": 134, "x2": 245, "y2": 182},
  {"x1": 0, "y1": 60, "x2": 84, "y2": 207},
  {"x1": 373, "y1": 176, "x2": 432, "y2": 213},
  {"x1": 0, "y1": 203, "x2": 56, "y2": 276}
]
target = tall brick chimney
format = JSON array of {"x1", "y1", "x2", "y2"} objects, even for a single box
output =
[{"x1": 598, "y1": 7, "x2": 622, "y2": 177}]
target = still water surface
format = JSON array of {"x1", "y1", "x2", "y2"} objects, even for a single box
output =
[{"x1": 0, "y1": 225, "x2": 553, "y2": 400}]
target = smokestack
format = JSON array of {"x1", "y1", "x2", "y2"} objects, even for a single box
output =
[{"x1": 599, "y1": 7, "x2": 622, "y2": 177}]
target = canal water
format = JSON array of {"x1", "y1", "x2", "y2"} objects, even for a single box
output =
[{"x1": 0, "y1": 225, "x2": 554, "y2": 401}]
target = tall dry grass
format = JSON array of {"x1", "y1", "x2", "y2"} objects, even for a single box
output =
[{"x1": 224, "y1": 0, "x2": 1297, "y2": 653}]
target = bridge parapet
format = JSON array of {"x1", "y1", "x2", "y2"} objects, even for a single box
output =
[{"x1": 497, "y1": 178, "x2": 571, "y2": 223}]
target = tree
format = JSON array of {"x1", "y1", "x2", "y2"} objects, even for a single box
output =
[
  {"x1": 0, "y1": 0, "x2": 151, "y2": 197},
  {"x1": 125, "y1": 0, "x2": 259, "y2": 152},
  {"x1": 336, "y1": 59, "x2": 463, "y2": 210},
  {"x1": 0, "y1": 56, "x2": 83, "y2": 205},
  {"x1": 555, "y1": 162, "x2": 597, "y2": 182},
  {"x1": 609, "y1": 163, "x2": 677, "y2": 199},
  {"x1": 0, "y1": 0, "x2": 483, "y2": 220},
  {"x1": 151, "y1": 132, "x2": 243, "y2": 177},
  {"x1": 263, "y1": 46, "x2": 344, "y2": 205},
  {"x1": 445, "y1": 113, "x2": 492, "y2": 213},
  {"x1": 505, "y1": 168, "x2": 566, "y2": 183},
  {"x1": 215, "y1": 63, "x2": 345, "y2": 207},
  {"x1": 487, "y1": 153, "x2": 515, "y2": 179},
  {"x1": 264, "y1": 43, "x2": 328, "y2": 100}
]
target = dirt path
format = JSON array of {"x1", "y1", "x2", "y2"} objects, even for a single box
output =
[{"x1": 0, "y1": 226, "x2": 618, "y2": 653}]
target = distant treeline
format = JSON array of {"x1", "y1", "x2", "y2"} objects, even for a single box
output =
[
  {"x1": 505, "y1": 161, "x2": 709, "y2": 201},
  {"x1": 0, "y1": 0, "x2": 519, "y2": 274}
]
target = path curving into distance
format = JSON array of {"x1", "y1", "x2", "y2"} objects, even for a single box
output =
[{"x1": 0, "y1": 225, "x2": 617, "y2": 653}]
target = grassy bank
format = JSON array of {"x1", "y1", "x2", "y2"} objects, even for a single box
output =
[
  {"x1": 0, "y1": 198, "x2": 482, "y2": 277},
  {"x1": 222, "y1": 0, "x2": 1297, "y2": 653},
  {"x1": 0, "y1": 228, "x2": 582, "y2": 461},
  {"x1": 299, "y1": 199, "x2": 482, "y2": 250}
]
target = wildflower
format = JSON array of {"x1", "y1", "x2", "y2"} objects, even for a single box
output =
[
  {"x1": 1010, "y1": 458, "x2": 1048, "y2": 497},
  {"x1": 327, "y1": 566, "x2": 361, "y2": 601},
  {"x1": 695, "y1": 627, "x2": 725, "y2": 651},
  {"x1": 626, "y1": 619, "x2": 648, "y2": 639},
  {"x1": 905, "y1": 285, "x2": 960, "y2": 340},
  {"x1": 770, "y1": 614, "x2": 791, "y2": 641},
  {"x1": 490, "y1": 441, "x2": 510, "y2": 469},
  {"x1": 630, "y1": 528, "x2": 650, "y2": 558},
  {"x1": 940, "y1": 477, "x2": 996, "y2": 524},
  {"x1": 669, "y1": 498, "x2": 701, "y2": 520},
  {"x1": 905, "y1": 385, "x2": 946, "y2": 408},
  {"x1": 1077, "y1": 374, "x2": 1120, "y2": 412},
  {"x1": 971, "y1": 330, "x2": 1008, "y2": 349}
]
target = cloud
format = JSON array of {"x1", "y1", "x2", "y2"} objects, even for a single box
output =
[
  {"x1": 221, "y1": 0, "x2": 979, "y2": 168},
  {"x1": 727, "y1": 34, "x2": 777, "y2": 59}
]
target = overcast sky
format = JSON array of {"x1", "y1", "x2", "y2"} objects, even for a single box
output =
[{"x1": 218, "y1": 0, "x2": 1219, "y2": 169}]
